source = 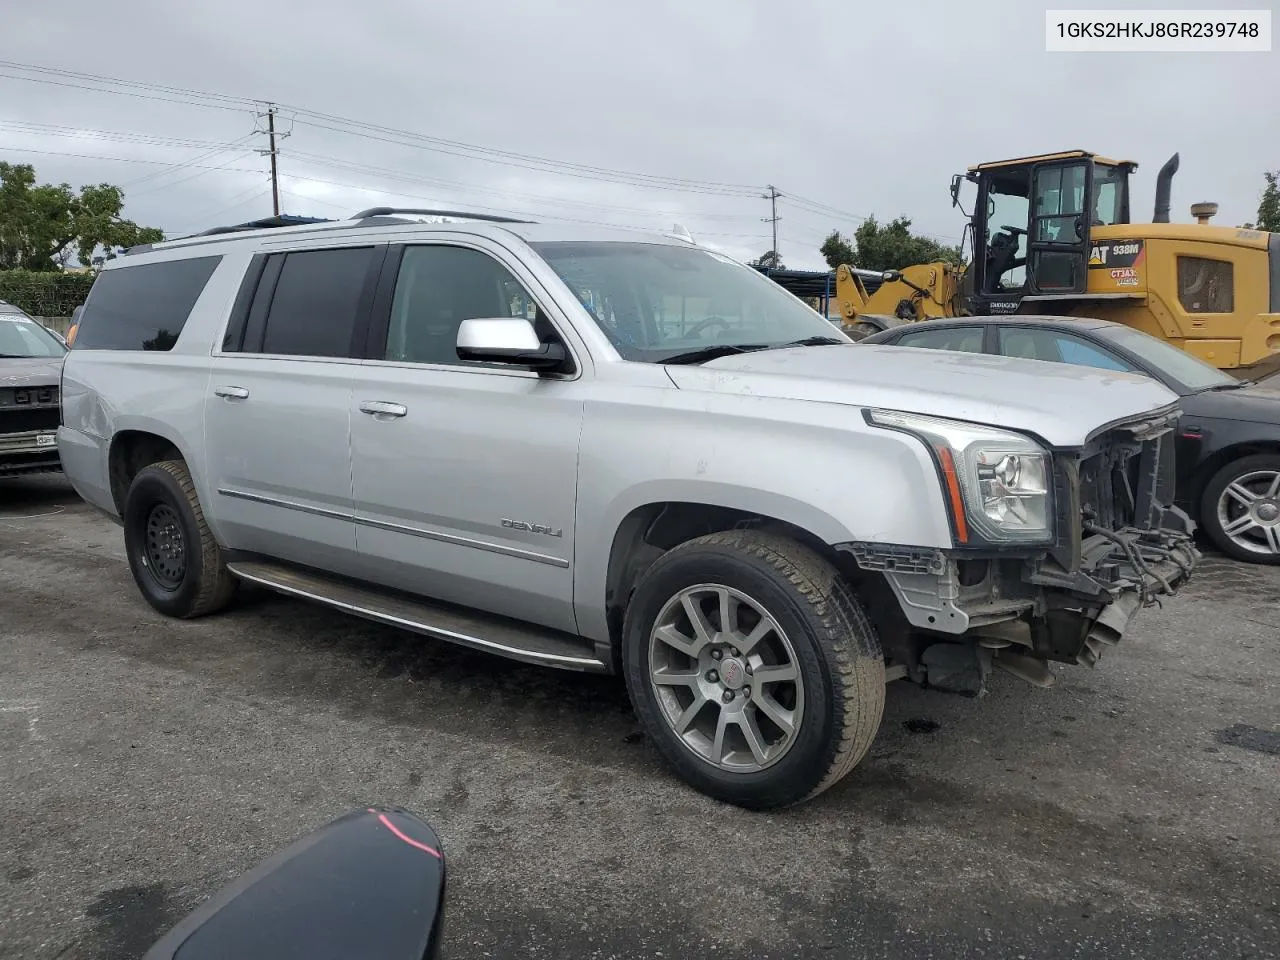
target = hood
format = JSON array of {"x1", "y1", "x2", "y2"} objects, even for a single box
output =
[
  {"x1": 0, "y1": 356, "x2": 64, "y2": 386},
  {"x1": 1182, "y1": 380, "x2": 1280, "y2": 425},
  {"x1": 664, "y1": 344, "x2": 1181, "y2": 448}
]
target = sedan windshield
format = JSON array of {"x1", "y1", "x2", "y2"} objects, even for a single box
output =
[
  {"x1": 0, "y1": 315, "x2": 67, "y2": 358},
  {"x1": 530, "y1": 241, "x2": 843, "y2": 362},
  {"x1": 1101, "y1": 325, "x2": 1236, "y2": 392}
]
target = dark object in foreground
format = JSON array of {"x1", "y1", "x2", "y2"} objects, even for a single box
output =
[{"x1": 143, "y1": 806, "x2": 446, "y2": 960}]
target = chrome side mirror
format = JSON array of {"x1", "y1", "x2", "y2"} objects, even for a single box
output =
[{"x1": 455, "y1": 317, "x2": 567, "y2": 371}]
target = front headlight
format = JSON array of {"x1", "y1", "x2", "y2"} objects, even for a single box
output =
[{"x1": 866, "y1": 408, "x2": 1052, "y2": 544}]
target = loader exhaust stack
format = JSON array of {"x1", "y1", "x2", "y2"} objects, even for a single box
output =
[{"x1": 1153, "y1": 153, "x2": 1180, "y2": 223}]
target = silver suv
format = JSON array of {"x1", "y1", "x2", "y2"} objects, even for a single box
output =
[{"x1": 58, "y1": 208, "x2": 1199, "y2": 809}]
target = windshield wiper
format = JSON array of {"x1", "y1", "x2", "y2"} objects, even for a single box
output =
[
  {"x1": 0, "y1": 353, "x2": 39, "y2": 359},
  {"x1": 776, "y1": 335, "x2": 847, "y2": 348},
  {"x1": 660, "y1": 336, "x2": 846, "y2": 366},
  {"x1": 660, "y1": 343, "x2": 771, "y2": 365}
]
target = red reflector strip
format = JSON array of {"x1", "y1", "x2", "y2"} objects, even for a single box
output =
[{"x1": 370, "y1": 810, "x2": 443, "y2": 859}]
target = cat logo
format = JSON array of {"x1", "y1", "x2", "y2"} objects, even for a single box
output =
[{"x1": 1088, "y1": 240, "x2": 1144, "y2": 270}]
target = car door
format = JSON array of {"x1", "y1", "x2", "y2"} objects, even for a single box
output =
[
  {"x1": 347, "y1": 237, "x2": 584, "y2": 633},
  {"x1": 204, "y1": 242, "x2": 385, "y2": 576}
]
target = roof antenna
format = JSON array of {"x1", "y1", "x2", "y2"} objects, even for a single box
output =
[{"x1": 670, "y1": 223, "x2": 695, "y2": 244}]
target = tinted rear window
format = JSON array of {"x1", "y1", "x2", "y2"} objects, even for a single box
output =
[
  {"x1": 258, "y1": 247, "x2": 374, "y2": 358},
  {"x1": 75, "y1": 256, "x2": 221, "y2": 351}
]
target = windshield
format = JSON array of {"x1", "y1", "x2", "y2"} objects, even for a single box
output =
[
  {"x1": 529, "y1": 241, "x2": 841, "y2": 362},
  {"x1": 0, "y1": 315, "x2": 67, "y2": 358},
  {"x1": 1102, "y1": 324, "x2": 1236, "y2": 391}
]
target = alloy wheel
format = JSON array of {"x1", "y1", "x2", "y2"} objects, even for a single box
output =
[
  {"x1": 647, "y1": 583, "x2": 805, "y2": 773},
  {"x1": 1217, "y1": 469, "x2": 1280, "y2": 557}
]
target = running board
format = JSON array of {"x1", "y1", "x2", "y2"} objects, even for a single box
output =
[{"x1": 226, "y1": 561, "x2": 608, "y2": 673}]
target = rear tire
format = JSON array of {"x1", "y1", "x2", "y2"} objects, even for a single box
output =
[
  {"x1": 123, "y1": 459, "x2": 238, "y2": 617},
  {"x1": 622, "y1": 530, "x2": 884, "y2": 809}
]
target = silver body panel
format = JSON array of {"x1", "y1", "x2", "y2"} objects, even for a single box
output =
[{"x1": 58, "y1": 217, "x2": 1185, "y2": 656}]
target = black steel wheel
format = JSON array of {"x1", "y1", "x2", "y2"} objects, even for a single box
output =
[{"x1": 123, "y1": 459, "x2": 238, "y2": 617}]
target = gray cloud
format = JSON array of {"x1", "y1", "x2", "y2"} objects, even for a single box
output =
[{"x1": 2, "y1": 0, "x2": 1276, "y2": 269}]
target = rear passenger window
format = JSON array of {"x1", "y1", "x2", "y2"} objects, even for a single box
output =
[
  {"x1": 258, "y1": 247, "x2": 375, "y2": 358},
  {"x1": 895, "y1": 326, "x2": 986, "y2": 354},
  {"x1": 74, "y1": 256, "x2": 221, "y2": 351}
]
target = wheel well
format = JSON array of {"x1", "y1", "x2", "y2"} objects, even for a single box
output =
[
  {"x1": 602, "y1": 502, "x2": 876, "y2": 670},
  {"x1": 1187, "y1": 440, "x2": 1280, "y2": 517},
  {"x1": 108, "y1": 431, "x2": 183, "y2": 514}
]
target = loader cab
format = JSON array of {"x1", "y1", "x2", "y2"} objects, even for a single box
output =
[{"x1": 962, "y1": 150, "x2": 1135, "y2": 314}]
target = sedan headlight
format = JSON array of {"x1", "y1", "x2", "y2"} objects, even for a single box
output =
[{"x1": 866, "y1": 408, "x2": 1052, "y2": 544}]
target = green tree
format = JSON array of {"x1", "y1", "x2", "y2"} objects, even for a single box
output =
[
  {"x1": 0, "y1": 162, "x2": 163, "y2": 271},
  {"x1": 749, "y1": 249, "x2": 784, "y2": 269},
  {"x1": 819, "y1": 231, "x2": 857, "y2": 270},
  {"x1": 820, "y1": 217, "x2": 963, "y2": 271},
  {"x1": 1255, "y1": 170, "x2": 1280, "y2": 233}
]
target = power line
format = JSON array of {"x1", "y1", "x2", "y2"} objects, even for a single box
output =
[
  {"x1": 1, "y1": 144, "x2": 264, "y2": 175},
  {"x1": 282, "y1": 148, "x2": 759, "y2": 221},
  {"x1": 119, "y1": 136, "x2": 259, "y2": 190},
  {"x1": 285, "y1": 115, "x2": 762, "y2": 196},
  {"x1": 0, "y1": 60, "x2": 254, "y2": 108},
  {"x1": 0, "y1": 118, "x2": 241, "y2": 150},
  {"x1": 0, "y1": 59, "x2": 762, "y2": 198},
  {"x1": 176, "y1": 186, "x2": 273, "y2": 232},
  {"x1": 129, "y1": 148, "x2": 259, "y2": 197}
]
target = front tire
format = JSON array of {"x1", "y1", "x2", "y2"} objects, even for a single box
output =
[
  {"x1": 1199, "y1": 454, "x2": 1280, "y2": 564},
  {"x1": 123, "y1": 459, "x2": 238, "y2": 617},
  {"x1": 622, "y1": 530, "x2": 885, "y2": 809}
]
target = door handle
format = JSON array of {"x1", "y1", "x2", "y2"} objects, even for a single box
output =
[
  {"x1": 359, "y1": 400, "x2": 408, "y2": 419},
  {"x1": 214, "y1": 385, "x2": 250, "y2": 400}
]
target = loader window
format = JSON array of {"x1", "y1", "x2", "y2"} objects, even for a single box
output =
[
  {"x1": 984, "y1": 172, "x2": 1030, "y2": 293},
  {"x1": 1033, "y1": 165, "x2": 1086, "y2": 243},
  {"x1": 1092, "y1": 164, "x2": 1126, "y2": 226},
  {"x1": 1177, "y1": 257, "x2": 1234, "y2": 313}
]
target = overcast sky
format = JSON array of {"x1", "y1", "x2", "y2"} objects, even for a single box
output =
[{"x1": 2, "y1": 0, "x2": 1276, "y2": 270}]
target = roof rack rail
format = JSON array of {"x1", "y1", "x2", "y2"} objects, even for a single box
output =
[
  {"x1": 349, "y1": 206, "x2": 529, "y2": 224},
  {"x1": 188, "y1": 214, "x2": 333, "y2": 238}
]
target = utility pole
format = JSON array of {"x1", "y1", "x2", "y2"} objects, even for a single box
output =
[
  {"x1": 254, "y1": 103, "x2": 289, "y2": 218},
  {"x1": 762, "y1": 185, "x2": 781, "y2": 265}
]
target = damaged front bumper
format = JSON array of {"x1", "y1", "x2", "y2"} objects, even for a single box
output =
[{"x1": 844, "y1": 509, "x2": 1201, "y2": 694}]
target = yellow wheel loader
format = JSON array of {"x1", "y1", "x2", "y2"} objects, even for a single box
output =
[{"x1": 835, "y1": 150, "x2": 1280, "y2": 380}]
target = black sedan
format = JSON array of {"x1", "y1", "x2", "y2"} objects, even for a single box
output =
[{"x1": 861, "y1": 315, "x2": 1280, "y2": 565}]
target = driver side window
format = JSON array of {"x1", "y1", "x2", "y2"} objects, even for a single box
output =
[{"x1": 385, "y1": 245, "x2": 546, "y2": 366}]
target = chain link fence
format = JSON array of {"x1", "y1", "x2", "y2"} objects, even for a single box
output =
[{"x1": 0, "y1": 270, "x2": 96, "y2": 320}]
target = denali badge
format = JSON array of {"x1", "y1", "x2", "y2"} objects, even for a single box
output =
[{"x1": 501, "y1": 518, "x2": 563, "y2": 538}]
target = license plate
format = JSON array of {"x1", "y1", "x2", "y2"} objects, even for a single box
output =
[{"x1": 36, "y1": 433, "x2": 56, "y2": 447}]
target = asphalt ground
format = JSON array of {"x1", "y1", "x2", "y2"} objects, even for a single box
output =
[{"x1": 2, "y1": 474, "x2": 1278, "y2": 960}]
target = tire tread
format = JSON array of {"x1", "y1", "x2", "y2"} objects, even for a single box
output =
[
  {"x1": 626, "y1": 529, "x2": 884, "y2": 808},
  {"x1": 148, "y1": 459, "x2": 238, "y2": 617}
]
